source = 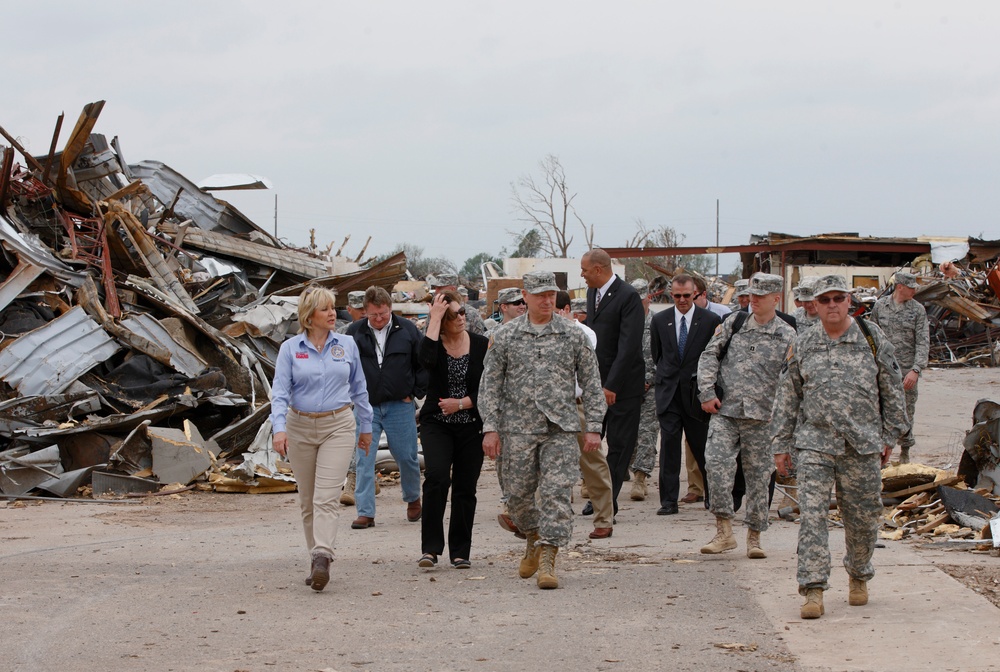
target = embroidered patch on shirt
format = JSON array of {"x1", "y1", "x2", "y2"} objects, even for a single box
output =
[
  {"x1": 330, "y1": 345, "x2": 346, "y2": 359},
  {"x1": 295, "y1": 352, "x2": 309, "y2": 359}
]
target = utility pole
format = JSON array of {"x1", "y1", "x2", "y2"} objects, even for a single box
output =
[
  {"x1": 715, "y1": 199, "x2": 720, "y2": 278},
  {"x1": 274, "y1": 194, "x2": 278, "y2": 237}
]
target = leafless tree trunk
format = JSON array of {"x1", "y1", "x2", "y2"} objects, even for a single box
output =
[{"x1": 509, "y1": 155, "x2": 593, "y2": 258}]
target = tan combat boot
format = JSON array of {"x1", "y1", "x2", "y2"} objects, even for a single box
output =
[
  {"x1": 580, "y1": 479, "x2": 590, "y2": 500},
  {"x1": 518, "y1": 531, "x2": 542, "y2": 579},
  {"x1": 849, "y1": 578, "x2": 869, "y2": 606},
  {"x1": 775, "y1": 475, "x2": 797, "y2": 511},
  {"x1": 700, "y1": 517, "x2": 738, "y2": 554},
  {"x1": 800, "y1": 588, "x2": 824, "y2": 619},
  {"x1": 898, "y1": 447, "x2": 911, "y2": 465},
  {"x1": 536, "y1": 544, "x2": 559, "y2": 589},
  {"x1": 746, "y1": 529, "x2": 767, "y2": 559},
  {"x1": 339, "y1": 472, "x2": 356, "y2": 506},
  {"x1": 630, "y1": 471, "x2": 648, "y2": 501}
]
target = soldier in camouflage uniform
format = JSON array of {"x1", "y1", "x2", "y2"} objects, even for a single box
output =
[
  {"x1": 697, "y1": 274, "x2": 796, "y2": 558},
  {"x1": 869, "y1": 271, "x2": 928, "y2": 464},
  {"x1": 791, "y1": 279, "x2": 819, "y2": 331},
  {"x1": 771, "y1": 274, "x2": 909, "y2": 619},
  {"x1": 629, "y1": 278, "x2": 657, "y2": 501},
  {"x1": 480, "y1": 271, "x2": 607, "y2": 589}
]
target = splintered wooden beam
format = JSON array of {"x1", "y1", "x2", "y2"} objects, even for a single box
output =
[
  {"x1": 42, "y1": 112, "x2": 64, "y2": 186},
  {"x1": 882, "y1": 475, "x2": 963, "y2": 499},
  {"x1": 915, "y1": 512, "x2": 952, "y2": 535}
]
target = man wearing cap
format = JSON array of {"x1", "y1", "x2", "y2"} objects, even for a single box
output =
[
  {"x1": 580, "y1": 249, "x2": 645, "y2": 516},
  {"x1": 627, "y1": 278, "x2": 657, "y2": 502},
  {"x1": 336, "y1": 290, "x2": 367, "y2": 334},
  {"x1": 487, "y1": 287, "x2": 526, "y2": 330},
  {"x1": 345, "y1": 286, "x2": 427, "y2": 529},
  {"x1": 733, "y1": 279, "x2": 750, "y2": 310},
  {"x1": 430, "y1": 274, "x2": 488, "y2": 336},
  {"x1": 339, "y1": 288, "x2": 380, "y2": 504},
  {"x1": 771, "y1": 274, "x2": 908, "y2": 619},
  {"x1": 480, "y1": 271, "x2": 606, "y2": 589},
  {"x1": 793, "y1": 278, "x2": 820, "y2": 330},
  {"x1": 869, "y1": 271, "x2": 928, "y2": 464},
  {"x1": 697, "y1": 273, "x2": 796, "y2": 558}
]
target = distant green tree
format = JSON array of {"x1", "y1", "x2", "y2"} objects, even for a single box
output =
[
  {"x1": 460, "y1": 252, "x2": 504, "y2": 283},
  {"x1": 506, "y1": 227, "x2": 543, "y2": 258}
]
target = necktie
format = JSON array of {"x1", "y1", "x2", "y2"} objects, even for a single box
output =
[
  {"x1": 595, "y1": 290, "x2": 602, "y2": 310},
  {"x1": 679, "y1": 315, "x2": 688, "y2": 359}
]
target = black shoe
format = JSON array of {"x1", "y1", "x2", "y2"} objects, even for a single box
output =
[
  {"x1": 581, "y1": 501, "x2": 594, "y2": 516},
  {"x1": 656, "y1": 503, "x2": 679, "y2": 515}
]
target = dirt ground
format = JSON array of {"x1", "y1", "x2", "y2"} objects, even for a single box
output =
[{"x1": 2, "y1": 366, "x2": 999, "y2": 672}]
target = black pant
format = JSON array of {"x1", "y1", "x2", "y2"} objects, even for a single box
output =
[
  {"x1": 602, "y1": 393, "x2": 641, "y2": 514},
  {"x1": 657, "y1": 394, "x2": 710, "y2": 506},
  {"x1": 420, "y1": 421, "x2": 484, "y2": 561}
]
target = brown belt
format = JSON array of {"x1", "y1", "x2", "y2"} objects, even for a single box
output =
[{"x1": 290, "y1": 404, "x2": 352, "y2": 419}]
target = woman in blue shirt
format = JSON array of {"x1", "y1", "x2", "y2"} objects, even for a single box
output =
[{"x1": 271, "y1": 286, "x2": 374, "y2": 591}]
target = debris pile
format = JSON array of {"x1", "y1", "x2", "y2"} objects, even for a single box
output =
[
  {"x1": 914, "y1": 265, "x2": 1000, "y2": 366},
  {"x1": 879, "y1": 399, "x2": 1000, "y2": 553},
  {"x1": 0, "y1": 101, "x2": 405, "y2": 500}
]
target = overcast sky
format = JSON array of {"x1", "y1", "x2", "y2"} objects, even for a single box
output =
[{"x1": 4, "y1": 2, "x2": 998, "y2": 274}]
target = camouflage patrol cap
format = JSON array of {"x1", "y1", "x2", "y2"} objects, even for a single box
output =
[
  {"x1": 631, "y1": 278, "x2": 649, "y2": 299},
  {"x1": 457, "y1": 285, "x2": 469, "y2": 298},
  {"x1": 734, "y1": 278, "x2": 750, "y2": 297},
  {"x1": 347, "y1": 291, "x2": 366, "y2": 309},
  {"x1": 797, "y1": 277, "x2": 816, "y2": 301},
  {"x1": 498, "y1": 287, "x2": 523, "y2": 304},
  {"x1": 429, "y1": 273, "x2": 458, "y2": 288},
  {"x1": 748, "y1": 273, "x2": 782, "y2": 296},
  {"x1": 894, "y1": 271, "x2": 917, "y2": 289},
  {"x1": 522, "y1": 271, "x2": 559, "y2": 294},
  {"x1": 792, "y1": 286, "x2": 802, "y2": 300},
  {"x1": 812, "y1": 274, "x2": 850, "y2": 297},
  {"x1": 570, "y1": 297, "x2": 588, "y2": 313}
]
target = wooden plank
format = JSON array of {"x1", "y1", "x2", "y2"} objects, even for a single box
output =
[
  {"x1": 882, "y1": 475, "x2": 963, "y2": 499},
  {"x1": 915, "y1": 512, "x2": 952, "y2": 535}
]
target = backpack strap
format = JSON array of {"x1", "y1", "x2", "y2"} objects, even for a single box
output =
[
  {"x1": 853, "y1": 316, "x2": 878, "y2": 359},
  {"x1": 718, "y1": 310, "x2": 749, "y2": 362}
]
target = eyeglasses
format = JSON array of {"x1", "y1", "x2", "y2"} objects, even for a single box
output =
[
  {"x1": 815, "y1": 294, "x2": 849, "y2": 305},
  {"x1": 444, "y1": 306, "x2": 467, "y2": 320},
  {"x1": 670, "y1": 293, "x2": 694, "y2": 300}
]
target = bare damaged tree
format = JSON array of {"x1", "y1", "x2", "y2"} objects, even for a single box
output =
[
  {"x1": 621, "y1": 218, "x2": 713, "y2": 280},
  {"x1": 509, "y1": 155, "x2": 593, "y2": 258}
]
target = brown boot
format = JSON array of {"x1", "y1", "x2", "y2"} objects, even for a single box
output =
[
  {"x1": 580, "y1": 479, "x2": 590, "y2": 500},
  {"x1": 700, "y1": 517, "x2": 737, "y2": 554},
  {"x1": 310, "y1": 553, "x2": 331, "y2": 592},
  {"x1": 800, "y1": 588, "x2": 824, "y2": 619},
  {"x1": 339, "y1": 472, "x2": 356, "y2": 506},
  {"x1": 630, "y1": 471, "x2": 648, "y2": 501},
  {"x1": 746, "y1": 529, "x2": 767, "y2": 559},
  {"x1": 536, "y1": 544, "x2": 559, "y2": 589},
  {"x1": 775, "y1": 475, "x2": 797, "y2": 511},
  {"x1": 849, "y1": 578, "x2": 869, "y2": 606},
  {"x1": 518, "y1": 531, "x2": 542, "y2": 579},
  {"x1": 898, "y1": 447, "x2": 911, "y2": 465}
]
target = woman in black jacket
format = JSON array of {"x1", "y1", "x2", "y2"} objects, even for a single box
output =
[{"x1": 416, "y1": 290, "x2": 489, "y2": 569}]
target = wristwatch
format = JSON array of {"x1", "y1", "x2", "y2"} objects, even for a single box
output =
[{"x1": 458, "y1": 400, "x2": 463, "y2": 410}]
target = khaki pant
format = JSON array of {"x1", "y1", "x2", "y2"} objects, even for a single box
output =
[
  {"x1": 577, "y1": 403, "x2": 614, "y2": 528},
  {"x1": 685, "y1": 437, "x2": 705, "y2": 497},
  {"x1": 285, "y1": 409, "x2": 356, "y2": 559}
]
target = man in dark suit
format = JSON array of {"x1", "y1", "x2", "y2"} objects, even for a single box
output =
[
  {"x1": 650, "y1": 273, "x2": 723, "y2": 515},
  {"x1": 581, "y1": 249, "x2": 646, "y2": 515}
]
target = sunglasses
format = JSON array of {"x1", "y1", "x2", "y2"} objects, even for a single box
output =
[
  {"x1": 815, "y1": 294, "x2": 849, "y2": 305},
  {"x1": 506, "y1": 300, "x2": 525, "y2": 306},
  {"x1": 670, "y1": 292, "x2": 694, "y2": 300},
  {"x1": 444, "y1": 306, "x2": 467, "y2": 320}
]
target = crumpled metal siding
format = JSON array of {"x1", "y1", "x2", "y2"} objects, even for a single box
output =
[
  {"x1": 120, "y1": 314, "x2": 207, "y2": 378},
  {"x1": 0, "y1": 306, "x2": 121, "y2": 395}
]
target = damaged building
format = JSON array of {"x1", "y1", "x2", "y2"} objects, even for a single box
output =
[{"x1": 0, "y1": 101, "x2": 405, "y2": 500}]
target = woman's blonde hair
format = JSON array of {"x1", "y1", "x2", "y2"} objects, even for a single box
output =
[{"x1": 297, "y1": 286, "x2": 338, "y2": 333}]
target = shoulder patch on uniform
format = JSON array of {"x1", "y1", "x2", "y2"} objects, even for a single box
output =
[
  {"x1": 714, "y1": 324, "x2": 722, "y2": 336},
  {"x1": 487, "y1": 333, "x2": 495, "y2": 350}
]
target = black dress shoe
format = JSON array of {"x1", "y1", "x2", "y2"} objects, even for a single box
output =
[
  {"x1": 581, "y1": 501, "x2": 594, "y2": 516},
  {"x1": 656, "y1": 503, "x2": 679, "y2": 515}
]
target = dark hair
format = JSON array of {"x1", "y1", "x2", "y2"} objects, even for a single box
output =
[
  {"x1": 672, "y1": 273, "x2": 695, "y2": 288},
  {"x1": 438, "y1": 289, "x2": 464, "y2": 321},
  {"x1": 364, "y1": 286, "x2": 392, "y2": 308},
  {"x1": 555, "y1": 290, "x2": 571, "y2": 310}
]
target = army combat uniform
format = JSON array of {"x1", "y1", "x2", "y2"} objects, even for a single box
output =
[
  {"x1": 869, "y1": 291, "x2": 928, "y2": 455},
  {"x1": 479, "y1": 314, "x2": 606, "y2": 548},
  {"x1": 770, "y1": 317, "x2": 908, "y2": 595},
  {"x1": 698, "y1": 310, "x2": 796, "y2": 531},
  {"x1": 630, "y1": 309, "x2": 658, "y2": 476}
]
